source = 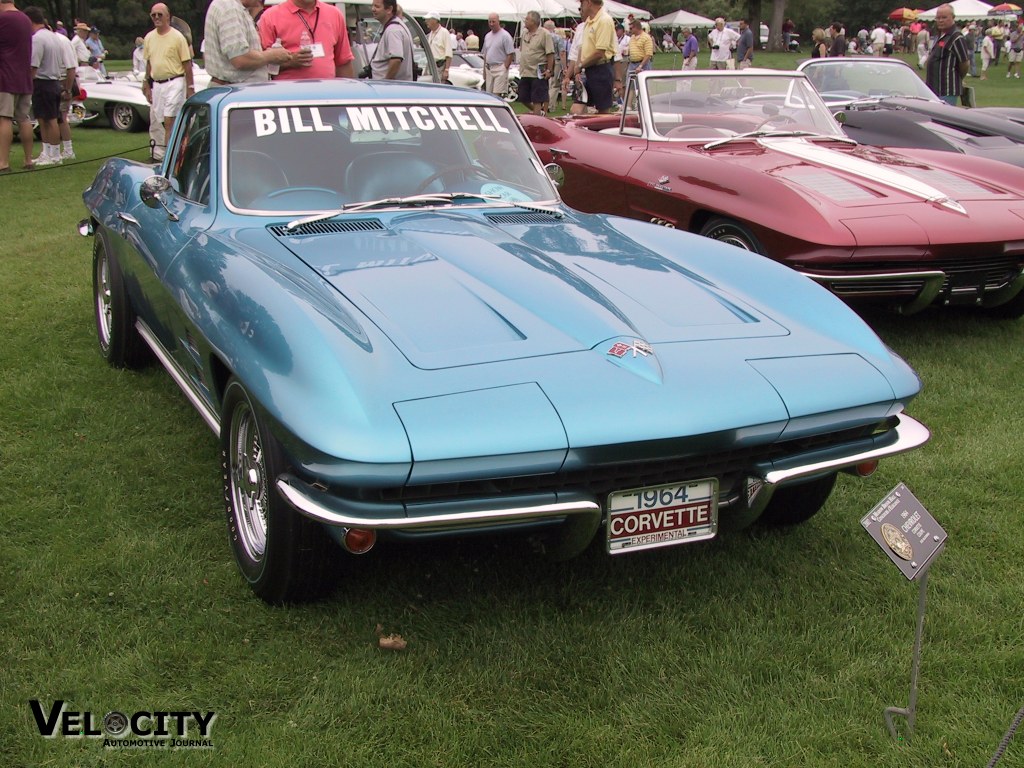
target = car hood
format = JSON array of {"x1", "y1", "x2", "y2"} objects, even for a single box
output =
[
  {"x1": 272, "y1": 210, "x2": 793, "y2": 370},
  {"x1": 700, "y1": 137, "x2": 1024, "y2": 209}
]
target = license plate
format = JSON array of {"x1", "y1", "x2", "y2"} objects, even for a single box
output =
[{"x1": 607, "y1": 479, "x2": 718, "y2": 554}]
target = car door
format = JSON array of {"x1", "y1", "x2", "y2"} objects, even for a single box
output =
[{"x1": 123, "y1": 104, "x2": 215, "y2": 361}]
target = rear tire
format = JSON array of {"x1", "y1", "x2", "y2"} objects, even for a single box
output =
[
  {"x1": 108, "y1": 103, "x2": 143, "y2": 132},
  {"x1": 92, "y1": 231, "x2": 149, "y2": 369},
  {"x1": 759, "y1": 473, "x2": 837, "y2": 526},
  {"x1": 221, "y1": 378, "x2": 339, "y2": 604},
  {"x1": 699, "y1": 217, "x2": 764, "y2": 253}
]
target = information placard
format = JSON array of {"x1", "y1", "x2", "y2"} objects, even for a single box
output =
[{"x1": 861, "y1": 483, "x2": 946, "y2": 580}]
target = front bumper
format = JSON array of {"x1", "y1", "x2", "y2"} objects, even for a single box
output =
[{"x1": 276, "y1": 413, "x2": 930, "y2": 533}]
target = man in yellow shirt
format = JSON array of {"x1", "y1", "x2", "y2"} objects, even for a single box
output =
[
  {"x1": 142, "y1": 2, "x2": 193, "y2": 161},
  {"x1": 576, "y1": 0, "x2": 615, "y2": 112},
  {"x1": 626, "y1": 17, "x2": 653, "y2": 78}
]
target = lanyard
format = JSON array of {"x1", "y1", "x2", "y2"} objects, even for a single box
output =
[{"x1": 297, "y1": 5, "x2": 320, "y2": 42}]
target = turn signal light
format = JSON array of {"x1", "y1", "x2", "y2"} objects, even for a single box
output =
[
  {"x1": 854, "y1": 460, "x2": 879, "y2": 477},
  {"x1": 343, "y1": 528, "x2": 376, "y2": 555}
]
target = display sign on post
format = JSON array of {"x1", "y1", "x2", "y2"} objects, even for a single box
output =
[
  {"x1": 861, "y1": 482, "x2": 946, "y2": 744},
  {"x1": 861, "y1": 482, "x2": 946, "y2": 580}
]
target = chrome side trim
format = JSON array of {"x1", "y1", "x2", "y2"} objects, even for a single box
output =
[
  {"x1": 276, "y1": 478, "x2": 600, "y2": 531},
  {"x1": 803, "y1": 270, "x2": 946, "y2": 314},
  {"x1": 136, "y1": 319, "x2": 221, "y2": 436},
  {"x1": 762, "y1": 413, "x2": 929, "y2": 486}
]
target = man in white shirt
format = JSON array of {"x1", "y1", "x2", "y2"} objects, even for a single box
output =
[
  {"x1": 707, "y1": 17, "x2": 738, "y2": 70},
  {"x1": 871, "y1": 23, "x2": 887, "y2": 56},
  {"x1": 424, "y1": 11, "x2": 452, "y2": 83}
]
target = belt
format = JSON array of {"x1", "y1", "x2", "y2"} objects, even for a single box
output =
[
  {"x1": 210, "y1": 77, "x2": 229, "y2": 85},
  {"x1": 629, "y1": 59, "x2": 643, "y2": 63},
  {"x1": 153, "y1": 74, "x2": 182, "y2": 84}
]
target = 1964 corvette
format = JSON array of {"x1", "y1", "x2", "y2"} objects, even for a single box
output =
[
  {"x1": 81, "y1": 79, "x2": 927, "y2": 603},
  {"x1": 522, "y1": 69, "x2": 1024, "y2": 317}
]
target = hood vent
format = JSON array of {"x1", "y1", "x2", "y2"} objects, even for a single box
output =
[
  {"x1": 485, "y1": 212, "x2": 561, "y2": 225},
  {"x1": 269, "y1": 219, "x2": 385, "y2": 237}
]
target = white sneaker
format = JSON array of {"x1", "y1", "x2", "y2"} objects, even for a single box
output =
[
  {"x1": 34, "y1": 155, "x2": 62, "y2": 166},
  {"x1": 61, "y1": 149, "x2": 76, "y2": 161}
]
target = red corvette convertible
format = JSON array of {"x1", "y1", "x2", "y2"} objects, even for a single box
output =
[{"x1": 522, "y1": 70, "x2": 1024, "y2": 317}]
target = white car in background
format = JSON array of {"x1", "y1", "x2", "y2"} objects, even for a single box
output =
[{"x1": 77, "y1": 66, "x2": 212, "y2": 132}]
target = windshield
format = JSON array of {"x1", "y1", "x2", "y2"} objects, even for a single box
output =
[
  {"x1": 225, "y1": 102, "x2": 557, "y2": 213},
  {"x1": 801, "y1": 60, "x2": 939, "y2": 103},
  {"x1": 644, "y1": 74, "x2": 846, "y2": 140}
]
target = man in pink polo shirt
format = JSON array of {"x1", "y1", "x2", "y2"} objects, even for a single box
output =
[{"x1": 257, "y1": 0, "x2": 353, "y2": 79}]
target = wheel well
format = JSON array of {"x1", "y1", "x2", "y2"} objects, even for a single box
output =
[
  {"x1": 208, "y1": 354, "x2": 233, "y2": 412},
  {"x1": 688, "y1": 210, "x2": 718, "y2": 236}
]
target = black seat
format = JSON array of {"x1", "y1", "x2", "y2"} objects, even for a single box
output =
[
  {"x1": 228, "y1": 150, "x2": 289, "y2": 208},
  {"x1": 344, "y1": 151, "x2": 441, "y2": 201}
]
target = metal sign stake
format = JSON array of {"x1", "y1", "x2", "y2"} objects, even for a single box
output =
[{"x1": 884, "y1": 568, "x2": 929, "y2": 743}]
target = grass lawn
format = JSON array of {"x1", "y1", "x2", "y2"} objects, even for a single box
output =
[{"x1": 1, "y1": 92, "x2": 1023, "y2": 767}]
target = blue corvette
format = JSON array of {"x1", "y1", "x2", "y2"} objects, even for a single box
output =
[{"x1": 82, "y1": 80, "x2": 928, "y2": 603}]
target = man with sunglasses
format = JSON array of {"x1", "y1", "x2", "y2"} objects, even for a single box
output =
[{"x1": 142, "y1": 3, "x2": 193, "y2": 161}]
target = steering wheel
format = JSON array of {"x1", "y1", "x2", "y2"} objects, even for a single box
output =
[
  {"x1": 737, "y1": 95, "x2": 785, "y2": 107},
  {"x1": 414, "y1": 163, "x2": 493, "y2": 194},
  {"x1": 756, "y1": 115, "x2": 799, "y2": 130},
  {"x1": 265, "y1": 186, "x2": 339, "y2": 199}
]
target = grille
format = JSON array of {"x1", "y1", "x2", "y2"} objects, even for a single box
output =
[
  {"x1": 369, "y1": 419, "x2": 892, "y2": 505},
  {"x1": 269, "y1": 219, "x2": 385, "y2": 237},
  {"x1": 485, "y1": 212, "x2": 561, "y2": 225},
  {"x1": 807, "y1": 254, "x2": 1024, "y2": 297}
]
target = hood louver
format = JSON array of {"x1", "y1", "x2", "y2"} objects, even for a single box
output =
[{"x1": 269, "y1": 219, "x2": 385, "y2": 237}]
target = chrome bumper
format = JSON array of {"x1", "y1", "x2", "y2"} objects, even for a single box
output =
[{"x1": 278, "y1": 413, "x2": 930, "y2": 531}]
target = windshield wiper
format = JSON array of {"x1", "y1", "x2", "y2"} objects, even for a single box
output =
[
  {"x1": 703, "y1": 129, "x2": 856, "y2": 150},
  {"x1": 285, "y1": 192, "x2": 562, "y2": 231}
]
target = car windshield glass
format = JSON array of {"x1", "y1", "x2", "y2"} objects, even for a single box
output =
[
  {"x1": 643, "y1": 72, "x2": 843, "y2": 140},
  {"x1": 801, "y1": 61, "x2": 939, "y2": 102},
  {"x1": 225, "y1": 102, "x2": 556, "y2": 213},
  {"x1": 645, "y1": 74, "x2": 845, "y2": 140}
]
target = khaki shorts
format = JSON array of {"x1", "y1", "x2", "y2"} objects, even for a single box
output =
[{"x1": 0, "y1": 92, "x2": 32, "y2": 121}]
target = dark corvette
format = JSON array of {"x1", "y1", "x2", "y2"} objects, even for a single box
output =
[
  {"x1": 523, "y1": 69, "x2": 1024, "y2": 317},
  {"x1": 798, "y1": 57, "x2": 1024, "y2": 168}
]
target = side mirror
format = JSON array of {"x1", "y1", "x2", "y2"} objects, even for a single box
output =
[
  {"x1": 140, "y1": 175, "x2": 180, "y2": 221},
  {"x1": 545, "y1": 162, "x2": 564, "y2": 189}
]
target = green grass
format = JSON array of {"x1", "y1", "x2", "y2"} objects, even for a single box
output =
[{"x1": 2, "y1": 118, "x2": 1024, "y2": 767}]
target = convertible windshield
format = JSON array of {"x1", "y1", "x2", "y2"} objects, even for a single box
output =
[
  {"x1": 644, "y1": 74, "x2": 845, "y2": 140},
  {"x1": 800, "y1": 60, "x2": 939, "y2": 104},
  {"x1": 225, "y1": 102, "x2": 556, "y2": 212}
]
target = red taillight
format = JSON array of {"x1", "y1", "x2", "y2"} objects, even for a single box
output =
[
  {"x1": 343, "y1": 528, "x2": 376, "y2": 555},
  {"x1": 854, "y1": 460, "x2": 879, "y2": 477},
  {"x1": 78, "y1": 88, "x2": 87, "y2": 99}
]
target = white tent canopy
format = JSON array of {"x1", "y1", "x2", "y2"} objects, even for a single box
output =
[
  {"x1": 917, "y1": 0, "x2": 993, "y2": 20},
  {"x1": 547, "y1": 0, "x2": 651, "y2": 19},
  {"x1": 648, "y1": 9, "x2": 716, "y2": 27}
]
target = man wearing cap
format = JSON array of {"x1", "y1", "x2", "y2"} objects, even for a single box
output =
[
  {"x1": 142, "y1": 3, "x2": 193, "y2": 161},
  {"x1": 204, "y1": 0, "x2": 291, "y2": 84},
  {"x1": 424, "y1": 12, "x2": 451, "y2": 83},
  {"x1": 85, "y1": 25, "x2": 106, "y2": 74},
  {"x1": 71, "y1": 21, "x2": 90, "y2": 65}
]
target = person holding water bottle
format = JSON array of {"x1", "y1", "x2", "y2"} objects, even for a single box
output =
[{"x1": 257, "y1": 0, "x2": 354, "y2": 79}]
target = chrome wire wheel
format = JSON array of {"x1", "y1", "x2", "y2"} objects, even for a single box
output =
[
  {"x1": 110, "y1": 103, "x2": 140, "y2": 132},
  {"x1": 228, "y1": 397, "x2": 269, "y2": 563},
  {"x1": 94, "y1": 247, "x2": 112, "y2": 353}
]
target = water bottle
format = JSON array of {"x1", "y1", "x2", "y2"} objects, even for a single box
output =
[
  {"x1": 267, "y1": 37, "x2": 283, "y2": 76},
  {"x1": 299, "y1": 30, "x2": 312, "y2": 65}
]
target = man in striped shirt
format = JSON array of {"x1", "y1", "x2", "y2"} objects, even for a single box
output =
[{"x1": 926, "y1": 5, "x2": 968, "y2": 105}]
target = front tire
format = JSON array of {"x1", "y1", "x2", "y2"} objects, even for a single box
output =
[
  {"x1": 221, "y1": 379, "x2": 339, "y2": 604},
  {"x1": 699, "y1": 216, "x2": 764, "y2": 253},
  {"x1": 759, "y1": 473, "x2": 837, "y2": 526},
  {"x1": 92, "y1": 232, "x2": 149, "y2": 368}
]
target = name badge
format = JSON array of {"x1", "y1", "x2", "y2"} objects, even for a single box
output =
[{"x1": 309, "y1": 42, "x2": 326, "y2": 58}]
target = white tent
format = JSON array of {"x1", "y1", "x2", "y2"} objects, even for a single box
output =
[
  {"x1": 548, "y1": 0, "x2": 651, "y2": 19},
  {"x1": 917, "y1": 0, "x2": 993, "y2": 20},
  {"x1": 648, "y1": 9, "x2": 716, "y2": 27}
]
